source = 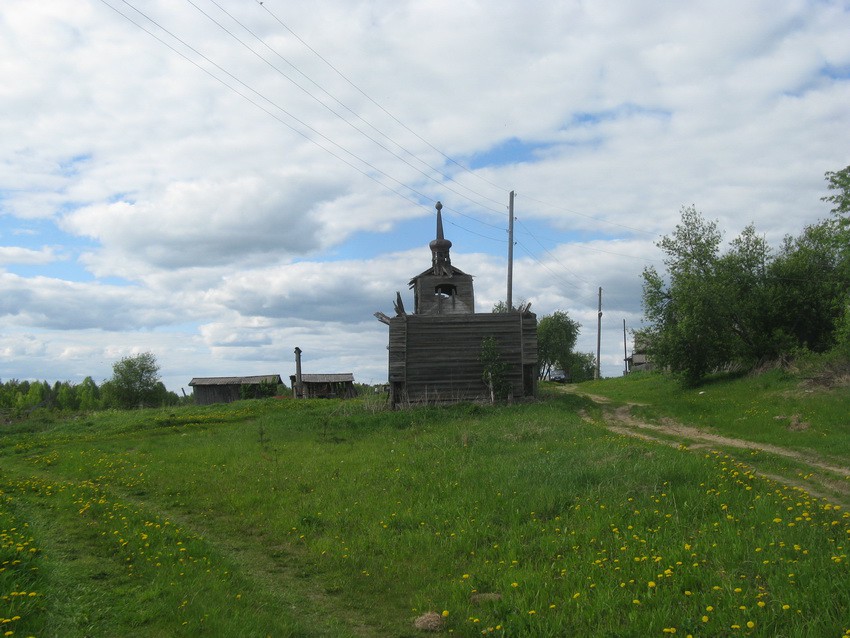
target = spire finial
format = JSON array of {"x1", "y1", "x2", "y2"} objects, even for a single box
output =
[{"x1": 429, "y1": 200, "x2": 452, "y2": 272}]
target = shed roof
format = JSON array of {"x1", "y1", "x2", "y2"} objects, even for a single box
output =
[
  {"x1": 291, "y1": 373, "x2": 355, "y2": 383},
  {"x1": 189, "y1": 375, "x2": 282, "y2": 386}
]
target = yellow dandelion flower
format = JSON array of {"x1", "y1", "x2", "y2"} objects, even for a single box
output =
[{"x1": 442, "y1": 610, "x2": 449, "y2": 618}]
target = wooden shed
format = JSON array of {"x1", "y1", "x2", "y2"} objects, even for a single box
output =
[
  {"x1": 189, "y1": 375, "x2": 283, "y2": 405},
  {"x1": 289, "y1": 373, "x2": 357, "y2": 399},
  {"x1": 379, "y1": 202, "x2": 538, "y2": 407}
]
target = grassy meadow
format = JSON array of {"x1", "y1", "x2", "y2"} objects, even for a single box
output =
[{"x1": 2, "y1": 375, "x2": 849, "y2": 637}]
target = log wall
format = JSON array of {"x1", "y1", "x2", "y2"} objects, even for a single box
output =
[{"x1": 388, "y1": 312, "x2": 537, "y2": 406}]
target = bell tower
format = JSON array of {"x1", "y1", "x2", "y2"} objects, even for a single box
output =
[{"x1": 409, "y1": 202, "x2": 475, "y2": 315}]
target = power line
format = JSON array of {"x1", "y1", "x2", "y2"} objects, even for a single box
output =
[
  {"x1": 186, "y1": 0, "x2": 508, "y2": 215},
  {"x1": 254, "y1": 1, "x2": 658, "y2": 240},
  {"x1": 100, "y1": 0, "x2": 657, "y2": 292},
  {"x1": 102, "y1": 0, "x2": 447, "y2": 215},
  {"x1": 515, "y1": 240, "x2": 582, "y2": 291},
  {"x1": 105, "y1": 0, "x2": 516, "y2": 251},
  {"x1": 255, "y1": 0, "x2": 510, "y2": 197}
]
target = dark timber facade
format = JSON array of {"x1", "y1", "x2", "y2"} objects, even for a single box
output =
[
  {"x1": 188, "y1": 375, "x2": 283, "y2": 405},
  {"x1": 380, "y1": 202, "x2": 537, "y2": 407}
]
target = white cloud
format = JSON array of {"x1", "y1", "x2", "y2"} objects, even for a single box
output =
[{"x1": 0, "y1": 246, "x2": 61, "y2": 266}]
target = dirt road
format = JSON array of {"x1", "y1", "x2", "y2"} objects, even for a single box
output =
[{"x1": 566, "y1": 386, "x2": 850, "y2": 508}]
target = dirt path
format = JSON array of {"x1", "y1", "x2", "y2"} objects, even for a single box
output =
[{"x1": 567, "y1": 388, "x2": 850, "y2": 507}]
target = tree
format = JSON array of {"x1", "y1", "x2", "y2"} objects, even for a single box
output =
[
  {"x1": 108, "y1": 352, "x2": 162, "y2": 409},
  {"x1": 642, "y1": 206, "x2": 734, "y2": 386},
  {"x1": 78, "y1": 376, "x2": 100, "y2": 411},
  {"x1": 480, "y1": 336, "x2": 510, "y2": 403},
  {"x1": 563, "y1": 351, "x2": 597, "y2": 383},
  {"x1": 537, "y1": 311, "x2": 580, "y2": 380},
  {"x1": 767, "y1": 220, "x2": 847, "y2": 353},
  {"x1": 57, "y1": 383, "x2": 79, "y2": 411},
  {"x1": 492, "y1": 299, "x2": 528, "y2": 313}
]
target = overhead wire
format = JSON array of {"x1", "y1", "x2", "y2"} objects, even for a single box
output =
[
  {"x1": 101, "y1": 0, "x2": 658, "y2": 284},
  {"x1": 189, "y1": 0, "x2": 509, "y2": 215},
  {"x1": 102, "y1": 0, "x2": 456, "y2": 220},
  {"x1": 256, "y1": 0, "x2": 664, "y2": 242},
  {"x1": 254, "y1": 0, "x2": 509, "y2": 196},
  {"x1": 104, "y1": 0, "x2": 509, "y2": 247}
]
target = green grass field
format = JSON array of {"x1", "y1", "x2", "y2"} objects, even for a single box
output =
[{"x1": 2, "y1": 374, "x2": 849, "y2": 637}]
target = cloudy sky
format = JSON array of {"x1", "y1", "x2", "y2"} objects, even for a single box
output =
[{"x1": 2, "y1": 0, "x2": 849, "y2": 394}]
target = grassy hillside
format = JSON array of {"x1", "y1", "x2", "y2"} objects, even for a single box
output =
[{"x1": 2, "y1": 377, "x2": 848, "y2": 637}]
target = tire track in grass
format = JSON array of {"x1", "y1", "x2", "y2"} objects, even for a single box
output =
[
  {"x1": 570, "y1": 389, "x2": 850, "y2": 508},
  {"x1": 1, "y1": 461, "x2": 381, "y2": 637}
]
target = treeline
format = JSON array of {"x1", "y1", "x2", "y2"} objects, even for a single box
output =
[
  {"x1": 0, "y1": 377, "x2": 182, "y2": 417},
  {"x1": 641, "y1": 166, "x2": 850, "y2": 386}
]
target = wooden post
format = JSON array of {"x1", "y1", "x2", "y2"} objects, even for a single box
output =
[
  {"x1": 595, "y1": 287, "x2": 602, "y2": 380},
  {"x1": 294, "y1": 347, "x2": 303, "y2": 398},
  {"x1": 623, "y1": 318, "x2": 628, "y2": 375}
]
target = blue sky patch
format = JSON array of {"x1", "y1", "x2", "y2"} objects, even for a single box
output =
[
  {"x1": 563, "y1": 103, "x2": 671, "y2": 130},
  {"x1": 467, "y1": 137, "x2": 555, "y2": 169},
  {"x1": 820, "y1": 63, "x2": 850, "y2": 80},
  {"x1": 58, "y1": 153, "x2": 92, "y2": 178}
]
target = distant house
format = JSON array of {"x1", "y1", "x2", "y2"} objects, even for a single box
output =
[
  {"x1": 188, "y1": 375, "x2": 283, "y2": 405},
  {"x1": 378, "y1": 202, "x2": 538, "y2": 407},
  {"x1": 626, "y1": 334, "x2": 654, "y2": 373},
  {"x1": 289, "y1": 373, "x2": 357, "y2": 399}
]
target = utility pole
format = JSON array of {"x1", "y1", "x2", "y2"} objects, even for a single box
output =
[
  {"x1": 623, "y1": 319, "x2": 628, "y2": 375},
  {"x1": 507, "y1": 190, "x2": 515, "y2": 310},
  {"x1": 595, "y1": 287, "x2": 602, "y2": 380}
]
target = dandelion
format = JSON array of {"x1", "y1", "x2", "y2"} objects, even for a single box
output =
[
  {"x1": 648, "y1": 581, "x2": 656, "y2": 588},
  {"x1": 747, "y1": 621, "x2": 755, "y2": 629},
  {"x1": 442, "y1": 610, "x2": 450, "y2": 618}
]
